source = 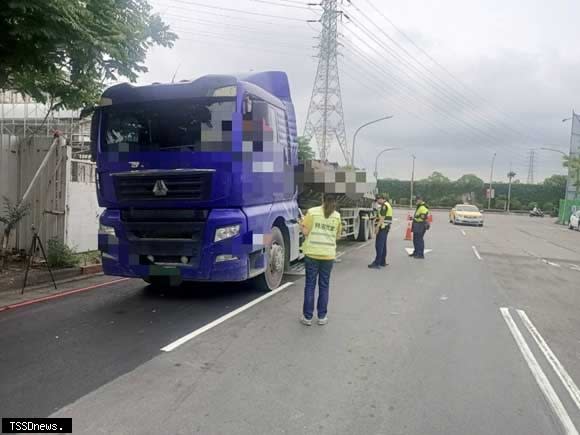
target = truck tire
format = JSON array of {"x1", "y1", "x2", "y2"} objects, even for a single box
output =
[
  {"x1": 254, "y1": 226, "x2": 286, "y2": 291},
  {"x1": 357, "y1": 215, "x2": 368, "y2": 241}
]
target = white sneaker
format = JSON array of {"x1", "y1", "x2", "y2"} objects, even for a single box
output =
[
  {"x1": 318, "y1": 317, "x2": 328, "y2": 325},
  {"x1": 301, "y1": 316, "x2": 312, "y2": 326}
]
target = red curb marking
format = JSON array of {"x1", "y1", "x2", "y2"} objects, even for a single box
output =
[{"x1": 0, "y1": 278, "x2": 131, "y2": 313}]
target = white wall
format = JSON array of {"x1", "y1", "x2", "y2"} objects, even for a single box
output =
[{"x1": 65, "y1": 181, "x2": 102, "y2": 252}]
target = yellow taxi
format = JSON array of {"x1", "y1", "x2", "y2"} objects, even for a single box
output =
[{"x1": 449, "y1": 204, "x2": 484, "y2": 226}]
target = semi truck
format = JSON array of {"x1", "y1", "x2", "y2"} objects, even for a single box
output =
[{"x1": 92, "y1": 71, "x2": 374, "y2": 291}]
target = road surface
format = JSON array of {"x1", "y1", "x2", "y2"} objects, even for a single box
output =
[{"x1": 1, "y1": 210, "x2": 579, "y2": 434}]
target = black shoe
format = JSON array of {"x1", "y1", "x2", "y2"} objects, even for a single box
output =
[
  {"x1": 368, "y1": 263, "x2": 380, "y2": 269},
  {"x1": 408, "y1": 252, "x2": 415, "y2": 257},
  {"x1": 413, "y1": 255, "x2": 425, "y2": 259},
  {"x1": 379, "y1": 263, "x2": 388, "y2": 268}
]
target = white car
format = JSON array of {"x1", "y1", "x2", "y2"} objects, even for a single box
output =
[{"x1": 570, "y1": 210, "x2": 580, "y2": 230}]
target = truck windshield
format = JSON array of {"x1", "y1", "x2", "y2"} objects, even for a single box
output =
[{"x1": 101, "y1": 98, "x2": 235, "y2": 152}]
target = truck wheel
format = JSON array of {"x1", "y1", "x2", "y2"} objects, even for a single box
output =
[
  {"x1": 357, "y1": 215, "x2": 368, "y2": 241},
  {"x1": 254, "y1": 226, "x2": 285, "y2": 291}
]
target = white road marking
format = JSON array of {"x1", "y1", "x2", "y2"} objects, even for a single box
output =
[
  {"x1": 542, "y1": 259, "x2": 561, "y2": 268},
  {"x1": 472, "y1": 245, "x2": 482, "y2": 260},
  {"x1": 404, "y1": 248, "x2": 432, "y2": 255},
  {"x1": 161, "y1": 282, "x2": 295, "y2": 352},
  {"x1": 500, "y1": 307, "x2": 579, "y2": 435},
  {"x1": 352, "y1": 241, "x2": 372, "y2": 252},
  {"x1": 461, "y1": 230, "x2": 466, "y2": 236},
  {"x1": 440, "y1": 295, "x2": 448, "y2": 301},
  {"x1": 517, "y1": 309, "x2": 580, "y2": 412},
  {"x1": 570, "y1": 265, "x2": 580, "y2": 272}
]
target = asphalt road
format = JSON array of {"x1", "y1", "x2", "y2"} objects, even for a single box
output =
[{"x1": 1, "y1": 211, "x2": 580, "y2": 434}]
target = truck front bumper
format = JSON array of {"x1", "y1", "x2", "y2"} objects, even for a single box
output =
[{"x1": 98, "y1": 209, "x2": 264, "y2": 284}]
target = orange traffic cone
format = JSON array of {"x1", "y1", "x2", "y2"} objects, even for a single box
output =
[{"x1": 404, "y1": 220, "x2": 413, "y2": 241}]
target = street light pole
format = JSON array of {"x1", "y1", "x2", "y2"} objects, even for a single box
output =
[
  {"x1": 374, "y1": 147, "x2": 401, "y2": 194},
  {"x1": 410, "y1": 154, "x2": 416, "y2": 207},
  {"x1": 488, "y1": 152, "x2": 497, "y2": 210},
  {"x1": 351, "y1": 115, "x2": 393, "y2": 167}
]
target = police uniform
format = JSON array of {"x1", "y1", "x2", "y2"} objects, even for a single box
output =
[
  {"x1": 369, "y1": 200, "x2": 393, "y2": 268},
  {"x1": 301, "y1": 206, "x2": 342, "y2": 321},
  {"x1": 411, "y1": 200, "x2": 430, "y2": 258}
]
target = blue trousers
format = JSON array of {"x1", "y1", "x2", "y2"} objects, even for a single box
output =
[
  {"x1": 372, "y1": 228, "x2": 389, "y2": 266},
  {"x1": 412, "y1": 228, "x2": 426, "y2": 257},
  {"x1": 303, "y1": 256, "x2": 334, "y2": 320}
]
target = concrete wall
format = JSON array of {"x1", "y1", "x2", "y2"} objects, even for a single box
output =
[{"x1": 65, "y1": 160, "x2": 102, "y2": 252}]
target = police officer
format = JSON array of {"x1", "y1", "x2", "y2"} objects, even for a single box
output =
[
  {"x1": 300, "y1": 193, "x2": 342, "y2": 326},
  {"x1": 368, "y1": 194, "x2": 393, "y2": 269},
  {"x1": 410, "y1": 195, "x2": 430, "y2": 259}
]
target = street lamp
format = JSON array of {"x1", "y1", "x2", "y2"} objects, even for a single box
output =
[
  {"x1": 351, "y1": 115, "x2": 394, "y2": 167},
  {"x1": 410, "y1": 154, "x2": 416, "y2": 207},
  {"x1": 373, "y1": 147, "x2": 401, "y2": 181},
  {"x1": 540, "y1": 147, "x2": 567, "y2": 157},
  {"x1": 488, "y1": 152, "x2": 497, "y2": 210}
]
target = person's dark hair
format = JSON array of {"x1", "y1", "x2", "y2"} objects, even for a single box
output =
[{"x1": 323, "y1": 193, "x2": 337, "y2": 218}]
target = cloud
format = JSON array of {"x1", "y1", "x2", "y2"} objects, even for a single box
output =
[{"x1": 138, "y1": 0, "x2": 578, "y2": 182}]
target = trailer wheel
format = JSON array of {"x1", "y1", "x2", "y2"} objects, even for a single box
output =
[
  {"x1": 254, "y1": 226, "x2": 285, "y2": 291},
  {"x1": 357, "y1": 215, "x2": 368, "y2": 241}
]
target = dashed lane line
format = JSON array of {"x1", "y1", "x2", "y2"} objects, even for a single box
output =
[{"x1": 472, "y1": 245, "x2": 482, "y2": 260}]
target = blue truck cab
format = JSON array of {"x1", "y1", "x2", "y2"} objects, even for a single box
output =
[{"x1": 92, "y1": 71, "x2": 302, "y2": 290}]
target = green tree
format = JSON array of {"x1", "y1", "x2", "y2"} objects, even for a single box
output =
[
  {"x1": 0, "y1": 0, "x2": 177, "y2": 111},
  {"x1": 543, "y1": 174, "x2": 567, "y2": 190},
  {"x1": 297, "y1": 136, "x2": 315, "y2": 161},
  {"x1": 563, "y1": 155, "x2": 580, "y2": 199},
  {"x1": 426, "y1": 171, "x2": 451, "y2": 184}
]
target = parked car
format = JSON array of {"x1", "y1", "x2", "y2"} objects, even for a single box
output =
[
  {"x1": 569, "y1": 210, "x2": 580, "y2": 230},
  {"x1": 449, "y1": 204, "x2": 484, "y2": 226}
]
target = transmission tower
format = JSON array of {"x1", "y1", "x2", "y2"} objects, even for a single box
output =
[
  {"x1": 303, "y1": 0, "x2": 349, "y2": 163},
  {"x1": 526, "y1": 149, "x2": 536, "y2": 184}
]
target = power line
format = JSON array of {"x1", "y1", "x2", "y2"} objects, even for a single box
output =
[
  {"x1": 343, "y1": 12, "x2": 529, "y2": 149},
  {"x1": 249, "y1": 0, "x2": 315, "y2": 10},
  {"x1": 155, "y1": 0, "x2": 312, "y2": 22},
  {"x1": 340, "y1": 38, "x2": 530, "y2": 167},
  {"x1": 357, "y1": 0, "x2": 547, "y2": 145}
]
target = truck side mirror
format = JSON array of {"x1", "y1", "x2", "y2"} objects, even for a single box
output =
[{"x1": 242, "y1": 96, "x2": 253, "y2": 116}]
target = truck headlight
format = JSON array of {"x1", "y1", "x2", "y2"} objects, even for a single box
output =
[
  {"x1": 214, "y1": 224, "x2": 240, "y2": 242},
  {"x1": 99, "y1": 223, "x2": 116, "y2": 236}
]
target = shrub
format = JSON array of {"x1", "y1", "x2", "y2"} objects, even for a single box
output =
[{"x1": 47, "y1": 239, "x2": 79, "y2": 268}]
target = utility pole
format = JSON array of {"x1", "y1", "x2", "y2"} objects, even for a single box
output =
[
  {"x1": 304, "y1": 0, "x2": 348, "y2": 163},
  {"x1": 488, "y1": 152, "x2": 496, "y2": 210},
  {"x1": 507, "y1": 166, "x2": 516, "y2": 213},
  {"x1": 410, "y1": 154, "x2": 416, "y2": 207},
  {"x1": 526, "y1": 149, "x2": 536, "y2": 184}
]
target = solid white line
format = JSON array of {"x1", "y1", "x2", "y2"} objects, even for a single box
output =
[
  {"x1": 461, "y1": 230, "x2": 466, "y2": 236},
  {"x1": 500, "y1": 308, "x2": 579, "y2": 435},
  {"x1": 472, "y1": 245, "x2": 482, "y2": 260},
  {"x1": 352, "y1": 241, "x2": 372, "y2": 252},
  {"x1": 517, "y1": 309, "x2": 580, "y2": 412},
  {"x1": 161, "y1": 282, "x2": 295, "y2": 352}
]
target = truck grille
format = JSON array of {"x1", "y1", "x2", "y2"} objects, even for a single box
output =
[
  {"x1": 120, "y1": 208, "x2": 207, "y2": 268},
  {"x1": 113, "y1": 170, "x2": 213, "y2": 202}
]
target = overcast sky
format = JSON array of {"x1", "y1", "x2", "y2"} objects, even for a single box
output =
[{"x1": 141, "y1": 0, "x2": 580, "y2": 182}]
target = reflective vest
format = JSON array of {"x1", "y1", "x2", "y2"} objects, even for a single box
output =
[
  {"x1": 376, "y1": 202, "x2": 393, "y2": 229},
  {"x1": 302, "y1": 206, "x2": 341, "y2": 259},
  {"x1": 414, "y1": 202, "x2": 430, "y2": 223}
]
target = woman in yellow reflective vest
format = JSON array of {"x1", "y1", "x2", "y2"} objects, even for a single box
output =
[{"x1": 299, "y1": 193, "x2": 342, "y2": 326}]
